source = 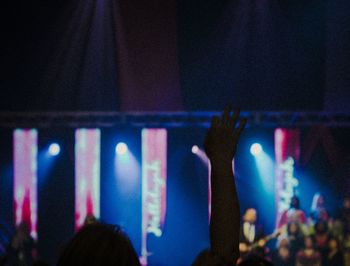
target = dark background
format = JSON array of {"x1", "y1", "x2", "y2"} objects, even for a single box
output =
[{"x1": 1, "y1": 0, "x2": 349, "y2": 111}]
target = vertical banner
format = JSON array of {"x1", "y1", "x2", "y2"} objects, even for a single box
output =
[
  {"x1": 141, "y1": 129, "x2": 167, "y2": 265},
  {"x1": 13, "y1": 129, "x2": 38, "y2": 239},
  {"x1": 274, "y1": 128, "x2": 300, "y2": 227},
  {"x1": 75, "y1": 129, "x2": 101, "y2": 229}
]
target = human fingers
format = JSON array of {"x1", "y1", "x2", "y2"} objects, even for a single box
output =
[
  {"x1": 211, "y1": 116, "x2": 221, "y2": 128},
  {"x1": 222, "y1": 105, "x2": 231, "y2": 126},
  {"x1": 234, "y1": 117, "x2": 247, "y2": 139},
  {"x1": 229, "y1": 108, "x2": 240, "y2": 130}
]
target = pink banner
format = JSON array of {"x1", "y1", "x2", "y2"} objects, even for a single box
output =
[
  {"x1": 75, "y1": 129, "x2": 101, "y2": 229},
  {"x1": 141, "y1": 128, "x2": 167, "y2": 263},
  {"x1": 13, "y1": 129, "x2": 38, "y2": 239},
  {"x1": 274, "y1": 128, "x2": 300, "y2": 227}
]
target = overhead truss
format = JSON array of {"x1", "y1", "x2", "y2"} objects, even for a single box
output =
[{"x1": 0, "y1": 111, "x2": 349, "y2": 128}]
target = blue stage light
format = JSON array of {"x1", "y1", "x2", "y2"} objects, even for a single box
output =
[
  {"x1": 250, "y1": 143, "x2": 263, "y2": 156},
  {"x1": 192, "y1": 145, "x2": 199, "y2": 154},
  {"x1": 115, "y1": 142, "x2": 128, "y2": 155},
  {"x1": 48, "y1": 143, "x2": 60, "y2": 156}
]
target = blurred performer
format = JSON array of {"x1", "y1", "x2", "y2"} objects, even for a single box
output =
[
  {"x1": 239, "y1": 208, "x2": 265, "y2": 260},
  {"x1": 83, "y1": 214, "x2": 98, "y2": 226},
  {"x1": 326, "y1": 237, "x2": 344, "y2": 266},
  {"x1": 295, "y1": 236, "x2": 321, "y2": 266},
  {"x1": 310, "y1": 193, "x2": 329, "y2": 223},
  {"x1": 6, "y1": 222, "x2": 37, "y2": 266},
  {"x1": 277, "y1": 196, "x2": 307, "y2": 230}
]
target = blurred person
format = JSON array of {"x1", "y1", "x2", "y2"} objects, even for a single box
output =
[
  {"x1": 343, "y1": 233, "x2": 350, "y2": 266},
  {"x1": 310, "y1": 193, "x2": 329, "y2": 223},
  {"x1": 239, "y1": 208, "x2": 266, "y2": 260},
  {"x1": 83, "y1": 214, "x2": 98, "y2": 226},
  {"x1": 277, "y1": 196, "x2": 307, "y2": 229},
  {"x1": 271, "y1": 237, "x2": 293, "y2": 266},
  {"x1": 286, "y1": 221, "x2": 304, "y2": 262},
  {"x1": 56, "y1": 223, "x2": 140, "y2": 266},
  {"x1": 338, "y1": 197, "x2": 350, "y2": 236},
  {"x1": 312, "y1": 220, "x2": 330, "y2": 265},
  {"x1": 5, "y1": 222, "x2": 37, "y2": 266},
  {"x1": 326, "y1": 237, "x2": 344, "y2": 266},
  {"x1": 296, "y1": 236, "x2": 321, "y2": 266},
  {"x1": 237, "y1": 256, "x2": 274, "y2": 266}
]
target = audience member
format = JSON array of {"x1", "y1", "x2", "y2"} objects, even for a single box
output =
[
  {"x1": 5, "y1": 222, "x2": 37, "y2": 266},
  {"x1": 310, "y1": 193, "x2": 329, "y2": 223},
  {"x1": 296, "y1": 236, "x2": 321, "y2": 266},
  {"x1": 278, "y1": 196, "x2": 307, "y2": 229},
  {"x1": 286, "y1": 221, "x2": 304, "y2": 261},
  {"x1": 238, "y1": 255, "x2": 274, "y2": 266},
  {"x1": 57, "y1": 223, "x2": 141, "y2": 266},
  {"x1": 312, "y1": 220, "x2": 330, "y2": 265},
  {"x1": 326, "y1": 237, "x2": 344, "y2": 266},
  {"x1": 271, "y1": 237, "x2": 293, "y2": 266}
]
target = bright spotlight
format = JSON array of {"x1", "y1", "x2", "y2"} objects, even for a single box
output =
[
  {"x1": 116, "y1": 142, "x2": 128, "y2": 155},
  {"x1": 192, "y1": 145, "x2": 199, "y2": 154},
  {"x1": 250, "y1": 143, "x2": 262, "y2": 156},
  {"x1": 48, "y1": 143, "x2": 60, "y2": 156}
]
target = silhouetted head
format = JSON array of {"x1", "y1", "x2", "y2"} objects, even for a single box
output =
[
  {"x1": 83, "y1": 214, "x2": 98, "y2": 226},
  {"x1": 192, "y1": 249, "x2": 237, "y2": 266},
  {"x1": 314, "y1": 220, "x2": 328, "y2": 234},
  {"x1": 238, "y1": 256, "x2": 274, "y2": 266},
  {"x1": 343, "y1": 197, "x2": 350, "y2": 209},
  {"x1": 328, "y1": 237, "x2": 340, "y2": 251},
  {"x1": 290, "y1": 196, "x2": 300, "y2": 209},
  {"x1": 304, "y1": 236, "x2": 314, "y2": 249},
  {"x1": 287, "y1": 221, "x2": 301, "y2": 236},
  {"x1": 311, "y1": 193, "x2": 325, "y2": 210},
  {"x1": 57, "y1": 223, "x2": 140, "y2": 266}
]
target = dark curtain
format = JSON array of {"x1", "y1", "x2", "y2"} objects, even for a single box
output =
[
  {"x1": 1, "y1": 0, "x2": 350, "y2": 111},
  {"x1": 178, "y1": 0, "x2": 329, "y2": 110},
  {"x1": 0, "y1": 0, "x2": 119, "y2": 111},
  {"x1": 38, "y1": 0, "x2": 120, "y2": 111}
]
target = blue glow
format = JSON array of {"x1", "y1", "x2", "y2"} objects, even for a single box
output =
[
  {"x1": 254, "y1": 151, "x2": 274, "y2": 194},
  {"x1": 114, "y1": 149, "x2": 140, "y2": 195},
  {"x1": 115, "y1": 142, "x2": 128, "y2": 155},
  {"x1": 48, "y1": 143, "x2": 60, "y2": 156},
  {"x1": 250, "y1": 143, "x2": 263, "y2": 156},
  {"x1": 252, "y1": 147, "x2": 275, "y2": 232}
]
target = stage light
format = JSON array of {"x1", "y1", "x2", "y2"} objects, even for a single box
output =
[
  {"x1": 48, "y1": 143, "x2": 60, "y2": 156},
  {"x1": 192, "y1": 145, "x2": 199, "y2": 154},
  {"x1": 250, "y1": 143, "x2": 262, "y2": 156},
  {"x1": 115, "y1": 142, "x2": 128, "y2": 155}
]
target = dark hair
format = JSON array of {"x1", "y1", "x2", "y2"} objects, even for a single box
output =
[
  {"x1": 238, "y1": 256, "x2": 274, "y2": 266},
  {"x1": 314, "y1": 220, "x2": 328, "y2": 234},
  {"x1": 287, "y1": 221, "x2": 301, "y2": 236},
  {"x1": 290, "y1": 196, "x2": 300, "y2": 209},
  {"x1": 57, "y1": 223, "x2": 140, "y2": 266}
]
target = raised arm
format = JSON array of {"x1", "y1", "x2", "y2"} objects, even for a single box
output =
[{"x1": 204, "y1": 108, "x2": 246, "y2": 264}]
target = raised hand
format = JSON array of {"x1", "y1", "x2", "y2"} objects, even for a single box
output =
[
  {"x1": 204, "y1": 107, "x2": 247, "y2": 162},
  {"x1": 201, "y1": 107, "x2": 247, "y2": 265}
]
